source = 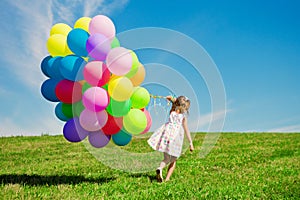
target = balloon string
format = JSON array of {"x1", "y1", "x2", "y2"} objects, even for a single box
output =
[
  {"x1": 149, "y1": 94, "x2": 166, "y2": 99},
  {"x1": 150, "y1": 94, "x2": 171, "y2": 106}
]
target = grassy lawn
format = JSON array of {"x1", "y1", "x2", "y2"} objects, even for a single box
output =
[{"x1": 1, "y1": 133, "x2": 299, "y2": 199}]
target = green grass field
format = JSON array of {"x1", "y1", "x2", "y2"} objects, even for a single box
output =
[{"x1": 1, "y1": 133, "x2": 299, "y2": 199}]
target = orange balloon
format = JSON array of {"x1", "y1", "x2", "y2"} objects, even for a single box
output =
[{"x1": 130, "y1": 63, "x2": 145, "y2": 86}]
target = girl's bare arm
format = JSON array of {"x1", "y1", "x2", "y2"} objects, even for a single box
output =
[{"x1": 182, "y1": 117, "x2": 194, "y2": 151}]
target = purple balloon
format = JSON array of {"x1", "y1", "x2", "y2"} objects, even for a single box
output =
[
  {"x1": 88, "y1": 131, "x2": 111, "y2": 148},
  {"x1": 63, "y1": 117, "x2": 89, "y2": 142},
  {"x1": 86, "y1": 34, "x2": 111, "y2": 61}
]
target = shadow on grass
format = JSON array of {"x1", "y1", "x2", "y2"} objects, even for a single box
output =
[{"x1": 0, "y1": 174, "x2": 115, "y2": 186}]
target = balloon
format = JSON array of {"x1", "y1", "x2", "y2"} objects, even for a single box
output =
[
  {"x1": 73, "y1": 101, "x2": 85, "y2": 117},
  {"x1": 67, "y1": 28, "x2": 89, "y2": 56},
  {"x1": 61, "y1": 103, "x2": 73, "y2": 119},
  {"x1": 41, "y1": 79, "x2": 59, "y2": 102},
  {"x1": 60, "y1": 55, "x2": 86, "y2": 81},
  {"x1": 47, "y1": 34, "x2": 72, "y2": 57},
  {"x1": 82, "y1": 87, "x2": 109, "y2": 112},
  {"x1": 125, "y1": 51, "x2": 139, "y2": 78},
  {"x1": 88, "y1": 130, "x2": 111, "y2": 148},
  {"x1": 74, "y1": 17, "x2": 91, "y2": 32},
  {"x1": 108, "y1": 77, "x2": 133, "y2": 101},
  {"x1": 55, "y1": 102, "x2": 69, "y2": 121},
  {"x1": 102, "y1": 84, "x2": 108, "y2": 91},
  {"x1": 83, "y1": 61, "x2": 110, "y2": 87},
  {"x1": 86, "y1": 33, "x2": 111, "y2": 61},
  {"x1": 130, "y1": 86, "x2": 150, "y2": 109},
  {"x1": 112, "y1": 129, "x2": 132, "y2": 146},
  {"x1": 78, "y1": 80, "x2": 86, "y2": 85},
  {"x1": 55, "y1": 79, "x2": 82, "y2": 103},
  {"x1": 50, "y1": 23, "x2": 72, "y2": 36},
  {"x1": 106, "y1": 47, "x2": 132, "y2": 76},
  {"x1": 106, "y1": 98, "x2": 131, "y2": 117},
  {"x1": 79, "y1": 109, "x2": 108, "y2": 131},
  {"x1": 141, "y1": 109, "x2": 152, "y2": 134},
  {"x1": 123, "y1": 109, "x2": 147, "y2": 135},
  {"x1": 47, "y1": 56, "x2": 64, "y2": 80},
  {"x1": 129, "y1": 63, "x2": 146, "y2": 86},
  {"x1": 40, "y1": 56, "x2": 52, "y2": 77},
  {"x1": 82, "y1": 81, "x2": 92, "y2": 93},
  {"x1": 63, "y1": 117, "x2": 89, "y2": 142},
  {"x1": 111, "y1": 37, "x2": 120, "y2": 48},
  {"x1": 89, "y1": 15, "x2": 116, "y2": 40},
  {"x1": 101, "y1": 114, "x2": 123, "y2": 135},
  {"x1": 41, "y1": 14, "x2": 150, "y2": 148}
]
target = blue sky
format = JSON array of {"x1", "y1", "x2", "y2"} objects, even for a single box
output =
[{"x1": 0, "y1": 0, "x2": 299, "y2": 136}]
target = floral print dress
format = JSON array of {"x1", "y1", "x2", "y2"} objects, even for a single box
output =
[{"x1": 147, "y1": 111, "x2": 185, "y2": 158}]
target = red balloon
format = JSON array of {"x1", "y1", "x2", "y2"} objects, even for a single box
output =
[
  {"x1": 55, "y1": 79, "x2": 82, "y2": 103},
  {"x1": 101, "y1": 114, "x2": 123, "y2": 135},
  {"x1": 99, "y1": 67, "x2": 111, "y2": 87}
]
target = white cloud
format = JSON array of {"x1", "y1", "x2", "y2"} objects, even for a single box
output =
[
  {"x1": 267, "y1": 125, "x2": 300, "y2": 133},
  {"x1": 0, "y1": 115, "x2": 63, "y2": 137},
  {"x1": 1, "y1": 0, "x2": 129, "y2": 91},
  {"x1": 189, "y1": 109, "x2": 229, "y2": 132}
]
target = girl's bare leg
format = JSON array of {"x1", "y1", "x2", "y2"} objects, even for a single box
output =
[{"x1": 165, "y1": 161, "x2": 176, "y2": 181}]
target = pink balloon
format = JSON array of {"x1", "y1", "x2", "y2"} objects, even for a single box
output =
[
  {"x1": 82, "y1": 87, "x2": 109, "y2": 112},
  {"x1": 88, "y1": 130, "x2": 111, "y2": 148},
  {"x1": 86, "y1": 34, "x2": 111, "y2": 61},
  {"x1": 106, "y1": 47, "x2": 132, "y2": 76},
  {"x1": 79, "y1": 109, "x2": 108, "y2": 131},
  {"x1": 84, "y1": 61, "x2": 110, "y2": 86},
  {"x1": 141, "y1": 109, "x2": 152, "y2": 134},
  {"x1": 89, "y1": 15, "x2": 116, "y2": 40}
]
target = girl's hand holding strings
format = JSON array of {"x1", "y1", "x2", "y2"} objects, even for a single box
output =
[{"x1": 189, "y1": 143, "x2": 194, "y2": 152}]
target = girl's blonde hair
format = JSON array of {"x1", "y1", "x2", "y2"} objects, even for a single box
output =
[{"x1": 170, "y1": 96, "x2": 190, "y2": 114}]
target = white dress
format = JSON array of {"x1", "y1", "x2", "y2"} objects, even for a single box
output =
[{"x1": 147, "y1": 111, "x2": 185, "y2": 158}]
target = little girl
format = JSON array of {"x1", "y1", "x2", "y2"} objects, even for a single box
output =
[{"x1": 147, "y1": 95, "x2": 194, "y2": 182}]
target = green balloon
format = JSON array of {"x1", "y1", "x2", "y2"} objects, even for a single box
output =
[
  {"x1": 106, "y1": 98, "x2": 132, "y2": 117},
  {"x1": 73, "y1": 101, "x2": 85, "y2": 117},
  {"x1": 111, "y1": 37, "x2": 120, "y2": 48},
  {"x1": 62, "y1": 103, "x2": 73, "y2": 118},
  {"x1": 102, "y1": 83, "x2": 108, "y2": 91},
  {"x1": 123, "y1": 109, "x2": 147, "y2": 135},
  {"x1": 125, "y1": 51, "x2": 139, "y2": 78},
  {"x1": 82, "y1": 82, "x2": 92, "y2": 93},
  {"x1": 130, "y1": 86, "x2": 150, "y2": 109}
]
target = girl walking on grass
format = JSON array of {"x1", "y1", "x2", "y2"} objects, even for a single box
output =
[{"x1": 147, "y1": 95, "x2": 194, "y2": 182}]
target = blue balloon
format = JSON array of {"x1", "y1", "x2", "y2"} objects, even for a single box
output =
[
  {"x1": 55, "y1": 102, "x2": 69, "y2": 121},
  {"x1": 47, "y1": 56, "x2": 64, "y2": 80},
  {"x1": 63, "y1": 117, "x2": 89, "y2": 142},
  {"x1": 60, "y1": 55, "x2": 86, "y2": 81},
  {"x1": 67, "y1": 28, "x2": 89, "y2": 56},
  {"x1": 40, "y1": 79, "x2": 59, "y2": 102},
  {"x1": 40, "y1": 56, "x2": 52, "y2": 77},
  {"x1": 112, "y1": 129, "x2": 132, "y2": 146}
]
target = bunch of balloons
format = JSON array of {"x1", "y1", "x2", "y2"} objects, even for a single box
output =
[{"x1": 40, "y1": 15, "x2": 152, "y2": 148}]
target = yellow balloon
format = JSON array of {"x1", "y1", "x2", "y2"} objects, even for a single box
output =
[
  {"x1": 50, "y1": 23, "x2": 72, "y2": 36},
  {"x1": 74, "y1": 17, "x2": 92, "y2": 33},
  {"x1": 130, "y1": 63, "x2": 146, "y2": 86},
  {"x1": 108, "y1": 77, "x2": 133, "y2": 101},
  {"x1": 46, "y1": 34, "x2": 71, "y2": 57}
]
